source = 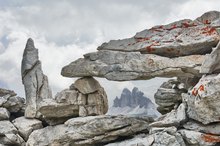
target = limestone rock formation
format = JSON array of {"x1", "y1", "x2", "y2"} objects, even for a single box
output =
[
  {"x1": 98, "y1": 11, "x2": 220, "y2": 57},
  {"x1": 2, "y1": 11, "x2": 220, "y2": 145},
  {"x1": 154, "y1": 79, "x2": 187, "y2": 114},
  {"x1": 26, "y1": 116, "x2": 150, "y2": 146},
  {"x1": 184, "y1": 74, "x2": 220, "y2": 124},
  {"x1": 38, "y1": 77, "x2": 108, "y2": 125},
  {"x1": 21, "y1": 38, "x2": 52, "y2": 118},
  {"x1": 61, "y1": 50, "x2": 204, "y2": 81}
]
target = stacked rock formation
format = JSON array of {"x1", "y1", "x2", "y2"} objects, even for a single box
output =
[
  {"x1": 59, "y1": 11, "x2": 220, "y2": 146},
  {"x1": 2, "y1": 10, "x2": 220, "y2": 145},
  {"x1": 154, "y1": 79, "x2": 187, "y2": 114}
]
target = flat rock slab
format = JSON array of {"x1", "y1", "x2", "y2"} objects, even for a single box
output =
[
  {"x1": 98, "y1": 11, "x2": 220, "y2": 57},
  {"x1": 26, "y1": 115, "x2": 150, "y2": 146},
  {"x1": 62, "y1": 50, "x2": 204, "y2": 81}
]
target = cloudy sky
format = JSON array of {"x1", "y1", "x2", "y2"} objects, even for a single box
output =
[{"x1": 0, "y1": 0, "x2": 220, "y2": 106}]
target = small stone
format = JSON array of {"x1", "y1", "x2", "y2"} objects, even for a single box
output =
[
  {"x1": 0, "y1": 108, "x2": 10, "y2": 120},
  {"x1": 74, "y1": 77, "x2": 101, "y2": 94}
]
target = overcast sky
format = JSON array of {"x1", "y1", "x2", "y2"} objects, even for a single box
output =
[{"x1": 0, "y1": 0, "x2": 220, "y2": 106}]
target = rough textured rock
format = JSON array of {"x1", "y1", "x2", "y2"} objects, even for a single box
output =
[
  {"x1": 200, "y1": 41, "x2": 220, "y2": 74},
  {"x1": 12, "y1": 116, "x2": 43, "y2": 141},
  {"x1": 0, "y1": 108, "x2": 10, "y2": 120},
  {"x1": 21, "y1": 38, "x2": 52, "y2": 118},
  {"x1": 97, "y1": 11, "x2": 220, "y2": 57},
  {"x1": 61, "y1": 50, "x2": 204, "y2": 81},
  {"x1": 179, "y1": 129, "x2": 220, "y2": 145},
  {"x1": 105, "y1": 134, "x2": 154, "y2": 146},
  {"x1": 0, "y1": 120, "x2": 25, "y2": 145},
  {"x1": 0, "y1": 88, "x2": 25, "y2": 113},
  {"x1": 183, "y1": 121, "x2": 220, "y2": 135},
  {"x1": 26, "y1": 115, "x2": 150, "y2": 146},
  {"x1": 149, "y1": 126, "x2": 185, "y2": 146},
  {"x1": 184, "y1": 74, "x2": 220, "y2": 124},
  {"x1": 73, "y1": 77, "x2": 102, "y2": 94},
  {"x1": 154, "y1": 79, "x2": 187, "y2": 114},
  {"x1": 150, "y1": 103, "x2": 187, "y2": 127}
]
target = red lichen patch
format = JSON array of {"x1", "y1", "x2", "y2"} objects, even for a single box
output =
[
  {"x1": 166, "y1": 24, "x2": 177, "y2": 31},
  {"x1": 202, "y1": 27, "x2": 217, "y2": 36},
  {"x1": 192, "y1": 88, "x2": 198, "y2": 96},
  {"x1": 204, "y1": 20, "x2": 211, "y2": 24},
  {"x1": 136, "y1": 37, "x2": 150, "y2": 43},
  {"x1": 182, "y1": 22, "x2": 190, "y2": 28},
  {"x1": 198, "y1": 85, "x2": 205, "y2": 92},
  {"x1": 146, "y1": 45, "x2": 156, "y2": 53},
  {"x1": 202, "y1": 134, "x2": 220, "y2": 143}
]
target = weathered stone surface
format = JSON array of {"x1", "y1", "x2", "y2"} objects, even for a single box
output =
[
  {"x1": 12, "y1": 116, "x2": 43, "y2": 141},
  {"x1": 105, "y1": 134, "x2": 154, "y2": 146},
  {"x1": 0, "y1": 88, "x2": 25, "y2": 113},
  {"x1": 195, "y1": 10, "x2": 220, "y2": 27},
  {"x1": 183, "y1": 121, "x2": 220, "y2": 135},
  {"x1": 154, "y1": 79, "x2": 187, "y2": 114},
  {"x1": 150, "y1": 103, "x2": 187, "y2": 127},
  {"x1": 0, "y1": 108, "x2": 10, "y2": 120},
  {"x1": 61, "y1": 50, "x2": 204, "y2": 81},
  {"x1": 97, "y1": 11, "x2": 220, "y2": 57},
  {"x1": 39, "y1": 85, "x2": 108, "y2": 125},
  {"x1": 74, "y1": 77, "x2": 102, "y2": 94},
  {"x1": 0, "y1": 133, "x2": 25, "y2": 146},
  {"x1": 179, "y1": 129, "x2": 220, "y2": 146},
  {"x1": 26, "y1": 116, "x2": 150, "y2": 146},
  {"x1": 184, "y1": 74, "x2": 220, "y2": 124},
  {"x1": 0, "y1": 120, "x2": 25, "y2": 145},
  {"x1": 150, "y1": 126, "x2": 185, "y2": 146},
  {"x1": 0, "y1": 120, "x2": 17, "y2": 134},
  {"x1": 21, "y1": 38, "x2": 52, "y2": 118},
  {"x1": 200, "y1": 41, "x2": 220, "y2": 74}
]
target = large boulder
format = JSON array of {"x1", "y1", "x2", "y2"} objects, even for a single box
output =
[
  {"x1": 21, "y1": 38, "x2": 52, "y2": 118},
  {"x1": 184, "y1": 74, "x2": 220, "y2": 124},
  {"x1": 97, "y1": 11, "x2": 220, "y2": 57},
  {"x1": 61, "y1": 50, "x2": 204, "y2": 81},
  {"x1": 26, "y1": 115, "x2": 150, "y2": 146}
]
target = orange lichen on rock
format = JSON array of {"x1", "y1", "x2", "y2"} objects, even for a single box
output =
[
  {"x1": 198, "y1": 85, "x2": 205, "y2": 91},
  {"x1": 136, "y1": 37, "x2": 150, "y2": 43},
  {"x1": 202, "y1": 134, "x2": 220, "y2": 143},
  {"x1": 192, "y1": 88, "x2": 198, "y2": 96},
  {"x1": 202, "y1": 27, "x2": 217, "y2": 35}
]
